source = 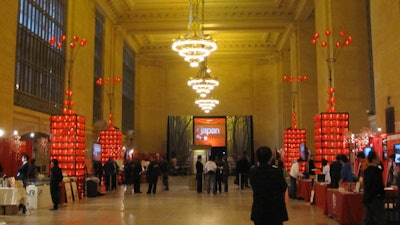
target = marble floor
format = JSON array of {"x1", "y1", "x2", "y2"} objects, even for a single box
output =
[{"x1": 1, "y1": 176, "x2": 339, "y2": 225}]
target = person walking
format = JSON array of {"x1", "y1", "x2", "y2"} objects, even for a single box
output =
[
  {"x1": 195, "y1": 155, "x2": 204, "y2": 193},
  {"x1": 250, "y1": 146, "x2": 288, "y2": 225},
  {"x1": 204, "y1": 156, "x2": 217, "y2": 194},
  {"x1": 49, "y1": 159, "x2": 63, "y2": 210},
  {"x1": 362, "y1": 151, "x2": 386, "y2": 225}
]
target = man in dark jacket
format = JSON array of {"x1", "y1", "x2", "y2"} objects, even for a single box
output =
[
  {"x1": 146, "y1": 157, "x2": 161, "y2": 194},
  {"x1": 362, "y1": 151, "x2": 385, "y2": 225},
  {"x1": 132, "y1": 158, "x2": 143, "y2": 193},
  {"x1": 329, "y1": 154, "x2": 343, "y2": 188},
  {"x1": 50, "y1": 159, "x2": 63, "y2": 210},
  {"x1": 250, "y1": 146, "x2": 288, "y2": 225}
]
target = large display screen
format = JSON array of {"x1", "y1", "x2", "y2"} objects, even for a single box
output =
[
  {"x1": 93, "y1": 143, "x2": 102, "y2": 162},
  {"x1": 194, "y1": 117, "x2": 226, "y2": 147},
  {"x1": 394, "y1": 144, "x2": 400, "y2": 163}
]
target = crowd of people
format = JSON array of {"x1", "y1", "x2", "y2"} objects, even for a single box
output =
[{"x1": 8, "y1": 146, "x2": 399, "y2": 225}]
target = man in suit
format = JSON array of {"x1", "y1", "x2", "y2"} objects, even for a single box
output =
[{"x1": 16, "y1": 154, "x2": 29, "y2": 187}]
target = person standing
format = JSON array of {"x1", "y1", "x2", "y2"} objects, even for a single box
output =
[
  {"x1": 362, "y1": 151, "x2": 386, "y2": 225},
  {"x1": 221, "y1": 156, "x2": 230, "y2": 192},
  {"x1": 289, "y1": 158, "x2": 300, "y2": 199},
  {"x1": 16, "y1": 154, "x2": 29, "y2": 213},
  {"x1": 132, "y1": 158, "x2": 143, "y2": 193},
  {"x1": 16, "y1": 154, "x2": 29, "y2": 187},
  {"x1": 204, "y1": 156, "x2": 217, "y2": 194},
  {"x1": 195, "y1": 155, "x2": 204, "y2": 193},
  {"x1": 330, "y1": 154, "x2": 343, "y2": 188},
  {"x1": 250, "y1": 146, "x2": 288, "y2": 225},
  {"x1": 322, "y1": 159, "x2": 331, "y2": 183},
  {"x1": 340, "y1": 155, "x2": 353, "y2": 183},
  {"x1": 27, "y1": 158, "x2": 38, "y2": 180},
  {"x1": 236, "y1": 152, "x2": 250, "y2": 189},
  {"x1": 159, "y1": 156, "x2": 170, "y2": 191},
  {"x1": 123, "y1": 159, "x2": 134, "y2": 192},
  {"x1": 104, "y1": 157, "x2": 118, "y2": 191},
  {"x1": 49, "y1": 159, "x2": 63, "y2": 210},
  {"x1": 146, "y1": 157, "x2": 161, "y2": 194},
  {"x1": 215, "y1": 155, "x2": 223, "y2": 193}
]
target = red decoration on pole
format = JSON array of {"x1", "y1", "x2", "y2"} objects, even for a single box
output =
[
  {"x1": 311, "y1": 30, "x2": 353, "y2": 112},
  {"x1": 49, "y1": 34, "x2": 88, "y2": 114},
  {"x1": 283, "y1": 74, "x2": 308, "y2": 129}
]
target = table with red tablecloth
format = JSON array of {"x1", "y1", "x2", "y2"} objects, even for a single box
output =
[
  {"x1": 296, "y1": 179, "x2": 313, "y2": 201},
  {"x1": 314, "y1": 182, "x2": 329, "y2": 213},
  {"x1": 326, "y1": 189, "x2": 364, "y2": 225}
]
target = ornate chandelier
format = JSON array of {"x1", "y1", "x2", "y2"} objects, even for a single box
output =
[
  {"x1": 172, "y1": 0, "x2": 217, "y2": 67},
  {"x1": 187, "y1": 59, "x2": 219, "y2": 97},
  {"x1": 195, "y1": 97, "x2": 219, "y2": 113}
]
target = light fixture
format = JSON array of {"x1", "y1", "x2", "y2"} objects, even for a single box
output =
[
  {"x1": 188, "y1": 59, "x2": 219, "y2": 97},
  {"x1": 195, "y1": 96, "x2": 219, "y2": 113},
  {"x1": 172, "y1": 0, "x2": 217, "y2": 67}
]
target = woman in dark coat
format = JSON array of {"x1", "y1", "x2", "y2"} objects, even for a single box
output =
[
  {"x1": 50, "y1": 159, "x2": 63, "y2": 210},
  {"x1": 250, "y1": 146, "x2": 288, "y2": 225}
]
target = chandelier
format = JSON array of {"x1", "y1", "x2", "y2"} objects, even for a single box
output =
[
  {"x1": 195, "y1": 97, "x2": 219, "y2": 113},
  {"x1": 172, "y1": 0, "x2": 217, "y2": 67},
  {"x1": 187, "y1": 59, "x2": 219, "y2": 97}
]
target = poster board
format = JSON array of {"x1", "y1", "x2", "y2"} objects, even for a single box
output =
[
  {"x1": 71, "y1": 181, "x2": 79, "y2": 201},
  {"x1": 64, "y1": 182, "x2": 73, "y2": 203}
]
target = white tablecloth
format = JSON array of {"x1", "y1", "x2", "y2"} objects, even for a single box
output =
[{"x1": 0, "y1": 187, "x2": 27, "y2": 205}]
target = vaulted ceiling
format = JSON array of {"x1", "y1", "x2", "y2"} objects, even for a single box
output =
[{"x1": 97, "y1": 0, "x2": 314, "y2": 62}]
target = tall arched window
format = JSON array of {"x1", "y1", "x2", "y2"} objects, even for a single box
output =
[{"x1": 14, "y1": 0, "x2": 67, "y2": 114}]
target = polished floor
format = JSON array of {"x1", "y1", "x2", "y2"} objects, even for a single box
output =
[{"x1": 1, "y1": 176, "x2": 339, "y2": 225}]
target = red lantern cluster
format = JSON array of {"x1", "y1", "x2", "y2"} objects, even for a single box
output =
[
  {"x1": 313, "y1": 112, "x2": 350, "y2": 169},
  {"x1": 283, "y1": 75, "x2": 308, "y2": 83},
  {"x1": 49, "y1": 35, "x2": 88, "y2": 49},
  {"x1": 50, "y1": 114, "x2": 86, "y2": 198},
  {"x1": 326, "y1": 87, "x2": 336, "y2": 112},
  {"x1": 283, "y1": 129, "x2": 306, "y2": 172},
  {"x1": 311, "y1": 30, "x2": 352, "y2": 48},
  {"x1": 99, "y1": 129, "x2": 123, "y2": 165},
  {"x1": 95, "y1": 76, "x2": 122, "y2": 86}
]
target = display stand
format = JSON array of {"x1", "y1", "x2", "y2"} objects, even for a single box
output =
[
  {"x1": 283, "y1": 128, "x2": 306, "y2": 172},
  {"x1": 50, "y1": 114, "x2": 86, "y2": 198},
  {"x1": 313, "y1": 112, "x2": 350, "y2": 169}
]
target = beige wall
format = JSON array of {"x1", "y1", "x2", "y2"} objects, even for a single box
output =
[
  {"x1": 370, "y1": 0, "x2": 400, "y2": 132},
  {"x1": 0, "y1": 1, "x2": 18, "y2": 133}
]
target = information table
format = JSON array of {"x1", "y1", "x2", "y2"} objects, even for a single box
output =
[
  {"x1": 314, "y1": 182, "x2": 329, "y2": 213},
  {"x1": 297, "y1": 179, "x2": 313, "y2": 201},
  {"x1": 26, "y1": 185, "x2": 52, "y2": 209},
  {"x1": 326, "y1": 189, "x2": 364, "y2": 225}
]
